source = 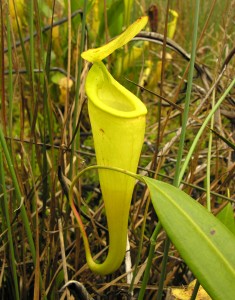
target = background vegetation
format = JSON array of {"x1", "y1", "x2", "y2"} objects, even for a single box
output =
[{"x1": 0, "y1": 0, "x2": 234, "y2": 299}]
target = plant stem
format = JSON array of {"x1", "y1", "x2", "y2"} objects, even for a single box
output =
[
  {"x1": 156, "y1": 238, "x2": 171, "y2": 300},
  {"x1": 174, "y1": 0, "x2": 201, "y2": 187},
  {"x1": 6, "y1": 12, "x2": 13, "y2": 140},
  {"x1": 190, "y1": 280, "x2": 200, "y2": 300},
  {"x1": 138, "y1": 222, "x2": 162, "y2": 300},
  {"x1": 206, "y1": 89, "x2": 215, "y2": 212}
]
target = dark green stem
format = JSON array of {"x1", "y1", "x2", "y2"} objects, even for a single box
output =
[
  {"x1": 138, "y1": 222, "x2": 162, "y2": 300},
  {"x1": 190, "y1": 280, "x2": 200, "y2": 300},
  {"x1": 156, "y1": 238, "x2": 171, "y2": 300},
  {"x1": 174, "y1": 0, "x2": 200, "y2": 187}
]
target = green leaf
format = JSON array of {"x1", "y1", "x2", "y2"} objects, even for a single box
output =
[
  {"x1": 217, "y1": 203, "x2": 235, "y2": 235},
  {"x1": 143, "y1": 177, "x2": 235, "y2": 300},
  {"x1": 98, "y1": 0, "x2": 124, "y2": 39}
]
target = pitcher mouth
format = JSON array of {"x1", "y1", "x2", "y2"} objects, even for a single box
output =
[{"x1": 85, "y1": 62, "x2": 147, "y2": 118}]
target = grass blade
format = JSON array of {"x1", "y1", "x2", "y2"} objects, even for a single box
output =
[{"x1": 0, "y1": 150, "x2": 20, "y2": 300}]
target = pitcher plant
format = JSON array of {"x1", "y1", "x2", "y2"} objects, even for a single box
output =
[{"x1": 69, "y1": 16, "x2": 148, "y2": 275}]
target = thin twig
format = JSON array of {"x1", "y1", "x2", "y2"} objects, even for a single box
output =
[{"x1": 58, "y1": 218, "x2": 70, "y2": 299}]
